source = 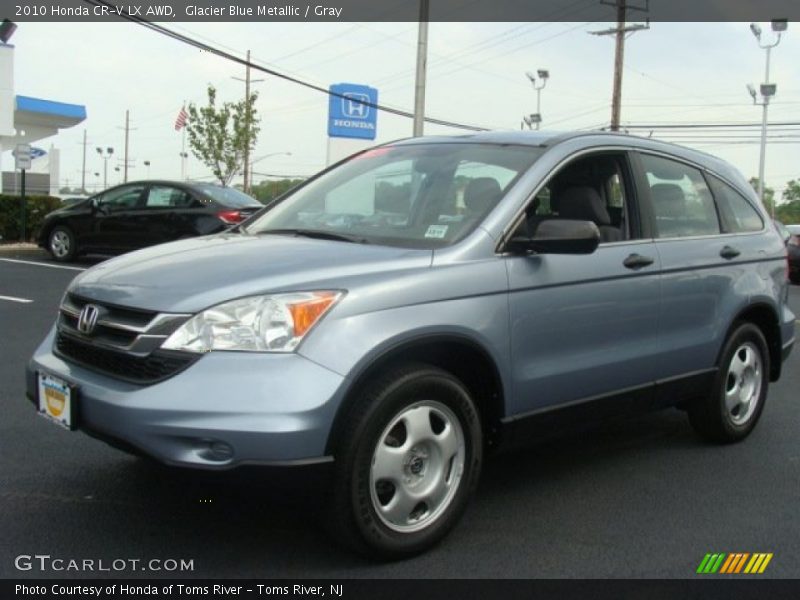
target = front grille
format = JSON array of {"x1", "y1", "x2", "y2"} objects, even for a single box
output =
[
  {"x1": 55, "y1": 332, "x2": 198, "y2": 385},
  {"x1": 67, "y1": 293, "x2": 157, "y2": 328},
  {"x1": 60, "y1": 312, "x2": 138, "y2": 346},
  {"x1": 56, "y1": 295, "x2": 195, "y2": 385}
]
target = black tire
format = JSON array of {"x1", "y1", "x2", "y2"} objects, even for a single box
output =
[
  {"x1": 48, "y1": 225, "x2": 78, "y2": 262},
  {"x1": 327, "y1": 363, "x2": 482, "y2": 559},
  {"x1": 688, "y1": 322, "x2": 770, "y2": 443},
  {"x1": 790, "y1": 272, "x2": 800, "y2": 285}
]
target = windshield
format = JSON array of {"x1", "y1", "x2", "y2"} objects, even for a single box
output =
[
  {"x1": 195, "y1": 184, "x2": 261, "y2": 208},
  {"x1": 245, "y1": 143, "x2": 542, "y2": 248}
]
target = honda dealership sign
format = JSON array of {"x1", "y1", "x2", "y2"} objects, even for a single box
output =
[{"x1": 328, "y1": 83, "x2": 378, "y2": 140}]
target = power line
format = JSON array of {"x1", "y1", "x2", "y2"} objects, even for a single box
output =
[
  {"x1": 625, "y1": 121, "x2": 800, "y2": 129},
  {"x1": 80, "y1": 0, "x2": 489, "y2": 132}
]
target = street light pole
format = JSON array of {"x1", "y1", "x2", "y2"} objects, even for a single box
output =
[
  {"x1": 96, "y1": 147, "x2": 113, "y2": 190},
  {"x1": 748, "y1": 20, "x2": 787, "y2": 216},
  {"x1": 525, "y1": 70, "x2": 549, "y2": 130},
  {"x1": 413, "y1": 0, "x2": 429, "y2": 137},
  {"x1": 757, "y1": 45, "x2": 771, "y2": 211},
  {"x1": 247, "y1": 151, "x2": 292, "y2": 187}
]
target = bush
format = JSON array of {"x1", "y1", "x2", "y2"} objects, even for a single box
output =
[{"x1": 0, "y1": 195, "x2": 62, "y2": 243}]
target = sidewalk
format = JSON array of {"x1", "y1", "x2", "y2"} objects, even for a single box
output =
[{"x1": 0, "y1": 242, "x2": 48, "y2": 260}]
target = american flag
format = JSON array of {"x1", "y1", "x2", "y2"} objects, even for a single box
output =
[{"x1": 174, "y1": 107, "x2": 188, "y2": 131}]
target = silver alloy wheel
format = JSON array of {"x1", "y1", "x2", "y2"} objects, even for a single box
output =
[
  {"x1": 369, "y1": 400, "x2": 466, "y2": 533},
  {"x1": 49, "y1": 230, "x2": 71, "y2": 259},
  {"x1": 725, "y1": 341, "x2": 763, "y2": 426}
]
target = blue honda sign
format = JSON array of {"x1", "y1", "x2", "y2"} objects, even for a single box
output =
[{"x1": 328, "y1": 83, "x2": 378, "y2": 140}]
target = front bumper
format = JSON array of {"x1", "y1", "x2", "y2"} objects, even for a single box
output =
[{"x1": 27, "y1": 326, "x2": 346, "y2": 470}]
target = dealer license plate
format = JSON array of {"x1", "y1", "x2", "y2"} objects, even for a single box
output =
[{"x1": 37, "y1": 371, "x2": 77, "y2": 430}]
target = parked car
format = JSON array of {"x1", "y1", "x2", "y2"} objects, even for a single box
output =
[
  {"x1": 786, "y1": 223, "x2": 800, "y2": 283},
  {"x1": 37, "y1": 180, "x2": 263, "y2": 261},
  {"x1": 27, "y1": 132, "x2": 795, "y2": 558}
]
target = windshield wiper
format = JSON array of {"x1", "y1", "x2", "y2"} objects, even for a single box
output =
[{"x1": 254, "y1": 228, "x2": 369, "y2": 244}]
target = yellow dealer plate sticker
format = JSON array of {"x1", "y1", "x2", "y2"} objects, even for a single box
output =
[{"x1": 37, "y1": 372, "x2": 76, "y2": 430}]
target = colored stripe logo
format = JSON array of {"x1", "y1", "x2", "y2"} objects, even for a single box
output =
[{"x1": 697, "y1": 553, "x2": 773, "y2": 574}]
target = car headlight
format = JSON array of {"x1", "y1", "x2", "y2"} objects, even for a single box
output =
[{"x1": 161, "y1": 291, "x2": 343, "y2": 353}]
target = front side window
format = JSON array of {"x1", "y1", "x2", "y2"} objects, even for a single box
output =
[
  {"x1": 97, "y1": 185, "x2": 145, "y2": 211},
  {"x1": 246, "y1": 143, "x2": 542, "y2": 248},
  {"x1": 520, "y1": 152, "x2": 632, "y2": 243},
  {"x1": 640, "y1": 154, "x2": 720, "y2": 238},
  {"x1": 708, "y1": 176, "x2": 764, "y2": 233}
]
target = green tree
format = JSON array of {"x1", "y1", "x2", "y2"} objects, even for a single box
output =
[
  {"x1": 783, "y1": 179, "x2": 800, "y2": 202},
  {"x1": 250, "y1": 178, "x2": 305, "y2": 204},
  {"x1": 777, "y1": 179, "x2": 800, "y2": 224},
  {"x1": 749, "y1": 177, "x2": 775, "y2": 214},
  {"x1": 186, "y1": 85, "x2": 260, "y2": 187}
]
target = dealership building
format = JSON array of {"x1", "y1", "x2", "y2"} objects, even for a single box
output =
[{"x1": 0, "y1": 39, "x2": 86, "y2": 195}]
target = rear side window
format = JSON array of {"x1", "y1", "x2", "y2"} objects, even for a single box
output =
[
  {"x1": 708, "y1": 177, "x2": 764, "y2": 233},
  {"x1": 640, "y1": 154, "x2": 720, "y2": 238},
  {"x1": 146, "y1": 186, "x2": 197, "y2": 208}
]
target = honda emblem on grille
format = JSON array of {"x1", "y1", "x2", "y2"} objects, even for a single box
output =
[{"x1": 77, "y1": 304, "x2": 101, "y2": 335}]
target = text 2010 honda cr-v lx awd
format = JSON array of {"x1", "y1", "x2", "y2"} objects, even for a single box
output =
[{"x1": 27, "y1": 131, "x2": 796, "y2": 558}]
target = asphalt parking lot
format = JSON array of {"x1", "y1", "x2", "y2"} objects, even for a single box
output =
[{"x1": 1, "y1": 249, "x2": 798, "y2": 579}]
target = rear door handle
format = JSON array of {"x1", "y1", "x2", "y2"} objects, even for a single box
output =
[
  {"x1": 623, "y1": 253, "x2": 655, "y2": 269},
  {"x1": 720, "y1": 245, "x2": 741, "y2": 260}
]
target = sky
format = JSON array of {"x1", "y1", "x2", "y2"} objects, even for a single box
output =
[{"x1": 6, "y1": 17, "x2": 800, "y2": 198}]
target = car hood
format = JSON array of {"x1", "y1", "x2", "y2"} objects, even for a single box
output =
[
  {"x1": 69, "y1": 233, "x2": 433, "y2": 312},
  {"x1": 46, "y1": 200, "x2": 92, "y2": 217}
]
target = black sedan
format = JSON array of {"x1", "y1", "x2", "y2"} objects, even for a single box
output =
[
  {"x1": 787, "y1": 224, "x2": 800, "y2": 284},
  {"x1": 37, "y1": 180, "x2": 263, "y2": 262}
]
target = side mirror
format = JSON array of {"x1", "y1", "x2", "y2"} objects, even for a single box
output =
[
  {"x1": 93, "y1": 199, "x2": 110, "y2": 214},
  {"x1": 507, "y1": 219, "x2": 600, "y2": 255}
]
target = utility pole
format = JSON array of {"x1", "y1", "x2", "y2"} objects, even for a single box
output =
[
  {"x1": 233, "y1": 50, "x2": 264, "y2": 193},
  {"x1": 590, "y1": 1, "x2": 649, "y2": 131},
  {"x1": 243, "y1": 50, "x2": 251, "y2": 193},
  {"x1": 116, "y1": 112, "x2": 135, "y2": 181},
  {"x1": 81, "y1": 130, "x2": 87, "y2": 193},
  {"x1": 413, "y1": 0, "x2": 429, "y2": 137},
  {"x1": 124, "y1": 110, "x2": 130, "y2": 182}
]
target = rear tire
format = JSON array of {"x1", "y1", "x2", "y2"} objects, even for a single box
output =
[
  {"x1": 327, "y1": 363, "x2": 482, "y2": 559},
  {"x1": 48, "y1": 226, "x2": 77, "y2": 262},
  {"x1": 688, "y1": 322, "x2": 769, "y2": 443}
]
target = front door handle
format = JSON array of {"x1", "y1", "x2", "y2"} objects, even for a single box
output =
[
  {"x1": 720, "y1": 245, "x2": 741, "y2": 260},
  {"x1": 623, "y1": 253, "x2": 655, "y2": 269}
]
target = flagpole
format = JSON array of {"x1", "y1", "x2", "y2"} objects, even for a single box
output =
[
  {"x1": 179, "y1": 100, "x2": 187, "y2": 181},
  {"x1": 181, "y1": 126, "x2": 186, "y2": 181}
]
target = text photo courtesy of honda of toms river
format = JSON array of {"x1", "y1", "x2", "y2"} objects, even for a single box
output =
[{"x1": 28, "y1": 131, "x2": 795, "y2": 558}]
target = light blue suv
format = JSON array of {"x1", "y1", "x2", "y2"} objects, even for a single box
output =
[{"x1": 27, "y1": 131, "x2": 795, "y2": 557}]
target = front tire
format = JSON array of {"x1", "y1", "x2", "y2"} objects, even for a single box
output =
[
  {"x1": 688, "y1": 322, "x2": 769, "y2": 443},
  {"x1": 48, "y1": 226, "x2": 77, "y2": 262},
  {"x1": 328, "y1": 363, "x2": 482, "y2": 559}
]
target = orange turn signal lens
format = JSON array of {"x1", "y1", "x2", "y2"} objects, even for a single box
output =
[{"x1": 287, "y1": 292, "x2": 340, "y2": 338}]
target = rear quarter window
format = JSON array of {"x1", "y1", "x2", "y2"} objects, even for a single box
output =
[{"x1": 708, "y1": 176, "x2": 764, "y2": 233}]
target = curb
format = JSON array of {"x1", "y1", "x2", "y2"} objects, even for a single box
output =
[{"x1": 0, "y1": 244, "x2": 48, "y2": 259}]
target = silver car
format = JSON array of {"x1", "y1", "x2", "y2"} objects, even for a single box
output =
[{"x1": 27, "y1": 131, "x2": 796, "y2": 557}]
